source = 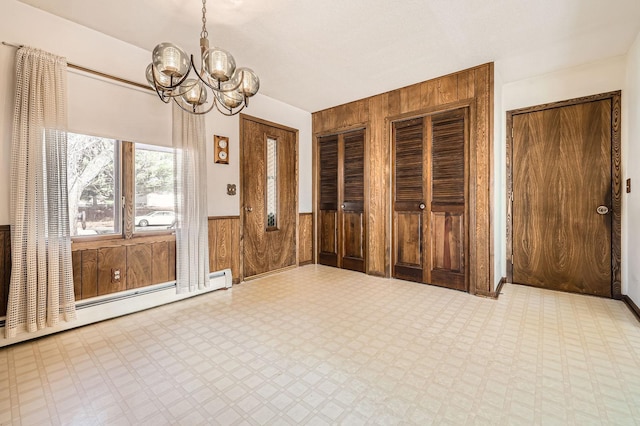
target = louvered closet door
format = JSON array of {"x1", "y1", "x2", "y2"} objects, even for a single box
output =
[
  {"x1": 340, "y1": 130, "x2": 366, "y2": 272},
  {"x1": 393, "y1": 109, "x2": 467, "y2": 290},
  {"x1": 317, "y1": 129, "x2": 366, "y2": 272},
  {"x1": 428, "y1": 110, "x2": 466, "y2": 290},
  {"x1": 318, "y1": 135, "x2": 339, "y2": 267},
  {"x1": 393, "y1": 118, "x2": 427, "y2": 282}
]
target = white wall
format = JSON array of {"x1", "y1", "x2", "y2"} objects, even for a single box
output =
[
  {"x1": 0, "y1": 0, "x2": 312, "y2": 226},
  {"x1": 623, "y1": 31, "x2": 640, "y2": 304},
  {"x1": 496, "y1": 55, "x2": 628, "y2": 291},
  {"x1": 204, "y1": 94, "x2": 313, "y2": 216}
]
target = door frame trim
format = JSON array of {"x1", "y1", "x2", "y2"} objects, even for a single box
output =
[
  {"x1": 239, "y1": 114, "x2": 300, "y2": 281},
  {"x1": 505, "y1": 91, "x2": 622, "y2": 298}
]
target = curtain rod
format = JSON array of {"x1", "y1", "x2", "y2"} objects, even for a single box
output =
[{"x1": 2, "y1": 41, "x2": 153, "y2": 92}]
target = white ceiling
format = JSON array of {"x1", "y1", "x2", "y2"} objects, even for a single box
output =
[{"x1": 18, "y1": 0, "x2": 640, "y2": 112}]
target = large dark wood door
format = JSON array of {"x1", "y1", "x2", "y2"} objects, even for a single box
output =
[
  {"x1": 511, "y1": 97, "x2": 618, "y2": 297},
  {"x1": 317, "y1": 129, "x2": 366, "y2": 272},
  {"x1": 242, "y1": 116, "x2": 297, "y2": 278},
  {"x1": 392, "y1": 109, "x2": 467, "y2": 291}
]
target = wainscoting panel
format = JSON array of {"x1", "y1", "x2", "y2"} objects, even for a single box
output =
[
  {"x1": 0, "y1": 226, "x2": 10, "y2": 317},
  {"x1": 208, "y1": 216, "x2": 241, "y2": 283},
  {"x1": 299, "y1": 213, "x2": 314, "y2": 265},
  {"x1": 72, "y1": 235, "x2": 176, "y2": 299}
]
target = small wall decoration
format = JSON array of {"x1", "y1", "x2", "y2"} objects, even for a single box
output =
[{"x1": 214, "y1": 135, "x2": 229, "y2": 164}]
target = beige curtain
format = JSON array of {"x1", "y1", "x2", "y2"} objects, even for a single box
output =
[
  {"x1": 172, "y1": 104, "x2": 210, "y2": 293},
  {"x1": 6, "y1": 47, "x2": 76, "y2": 338}
]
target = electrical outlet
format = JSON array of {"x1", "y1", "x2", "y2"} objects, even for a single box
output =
[{"x1": 111, "y1": 268, "x2": 121, "y2": 283}]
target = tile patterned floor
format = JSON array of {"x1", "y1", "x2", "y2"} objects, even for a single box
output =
[{"x1": 2, "y1": 264, "x2": 640, "y2": 425}]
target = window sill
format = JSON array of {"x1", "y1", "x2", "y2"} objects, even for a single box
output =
[{"x1": 72, "y1": 232, "x2": 175, "y2": 251}]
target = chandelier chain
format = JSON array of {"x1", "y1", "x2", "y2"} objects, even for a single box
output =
[{"x1": 200, "y1": 0, "x2": 208, "y2": 39}]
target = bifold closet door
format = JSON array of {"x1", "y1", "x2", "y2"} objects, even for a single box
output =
[
  {"x1": 318, "y1": 135, "x2": 339, "y2": 267},
  {"x1": 392, "y1": 109, "x2": 467, "y2": 291},
  {"x1": 340, "y1": 130, "x2": 365, "y2": 272},
  {"x1": 317, "y1": 129, "x2": 366, "y2": 272}
]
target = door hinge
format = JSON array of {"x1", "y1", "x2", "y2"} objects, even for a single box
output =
[
  {"x1": 511, "y1": 254, "x2": 514, "y2": 264},
  {"x1": 510, "y1": 191, "x2": 514, "y2": 202}
]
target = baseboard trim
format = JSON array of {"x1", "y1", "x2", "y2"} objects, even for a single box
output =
[
  {"x1": 622, "y1": 295, "x2": 640, "y2": 323},
  {"x1": 475, "y1": 277, "x2": 506, "y2": 299},
  {"x1": 494, "y1": 277, "x2": 506, "y2": 298},
  {"x1": 0, "y1": 269, "x2": 232, "y2": 348}
]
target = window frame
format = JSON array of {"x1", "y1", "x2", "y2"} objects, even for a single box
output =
[{"x1": 70, "y1": 138, "x2": 175, "y2": 243}]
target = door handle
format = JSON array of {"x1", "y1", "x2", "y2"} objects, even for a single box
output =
[
  {"x1": 246, "y1": 206, "x2": 253, "y2": 212},
  {"x1": 419, "y1": 203, "x2": 426, "y2": 210},
  {"x1": 341, "y1": 204, "x2": 345, "y2": 209},
  {"x1": 596, "y1": 205, "x2": 610, "y2": 215}
]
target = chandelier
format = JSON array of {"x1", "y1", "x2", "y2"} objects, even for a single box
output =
[{"x1": 146, "y1": 0, "x2": 259, "y2": 116}]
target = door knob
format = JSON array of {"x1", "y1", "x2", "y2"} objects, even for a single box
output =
[
  {"x1": 246, "y1": 206, "x2": 253, "y2": 212},
  {"x1": 341, "y1": 204, "x2": 345, "y2": 209},
  {"x1": 596, "y1": 205, "x2": 610, "y2": 215},
  {"x1": 419, "y1": 203, "x2": 426, "y2": 210}
]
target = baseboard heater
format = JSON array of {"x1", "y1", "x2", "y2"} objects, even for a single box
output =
[{"x1": 0, "y1": 269, "x2": 232, "y2": 347}]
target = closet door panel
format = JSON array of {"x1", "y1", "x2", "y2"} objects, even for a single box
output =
[
  {"x1": 340, "y1": 129, "x2": 366, "y2": 272},
  {"x1": 318, "y1": 135, "x2": 339, "y2": 266},
  {"x1": 427, "y1": 111, "x2": 466, "y2": 290},
  {"x1": 393, "y1": 118, "x2": 426, "y2": 283}
]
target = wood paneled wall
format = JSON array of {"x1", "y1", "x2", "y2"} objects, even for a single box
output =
[
  {"x1": 208, "y1": 216, "x2": 241, "y2": 283},
  {"x1": 0, "y1": 214, "x2": 314, "y2": 314},
  {"x1": 207, "y1": 213, "x2": 315, "y2": 283},
  {"x1": 71, "y1": 235, "x2": 176, "y2": 299},
  {"x1": 299, "y1": 213, "x2": 314, "y2": 265},
  {"x1": 0, "y1": 226, "x2": 10, "y2": 317},
  {"x1": 312, "y1": 63, "x2": 494, "y2": 295}
]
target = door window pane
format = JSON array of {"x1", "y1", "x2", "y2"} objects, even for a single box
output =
[
  {"x1": 266, "y1": 137, "x2": 277, "y2": 229},
  {"x1": 67, "y1": 133, "x2": 121, "y2": 236},
  {"x1": 134, "y1": 144, "x2": 176, "y2": 232}
]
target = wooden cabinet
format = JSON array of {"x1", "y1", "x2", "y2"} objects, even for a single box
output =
[
  {"x1": 318, "y1": 128, "x2": 366, "y2": 272},
  {"x1": 392, "y1": 109, "x2": 467, "y2": 291}
]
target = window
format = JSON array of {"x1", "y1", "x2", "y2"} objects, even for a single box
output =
[
  {"x1": 134, "y1": 144, "x2": 175, "y2": 232},
  {"x1": 266, "y1": 137, "x2": 278, "y2": 230},
  {"x1": 67, "y1": 133, "x2": 121, "y2": 237},
  {"x1": 68, "y1": 134, "x2": 175, "y2": 239}
]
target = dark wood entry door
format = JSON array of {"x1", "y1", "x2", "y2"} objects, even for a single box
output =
[
  {"x1": 317, "y1": 129, "x2": 366, "y2": 272},
  {"x1": 241, "y1": 116, "x2": 297, "y2": 278},
  {"x1": 392, "y1": 109, "x2": 467, "y2": 291},
  {"x1": 510, "y1": 97, "x2": 619, "y2": 297}
]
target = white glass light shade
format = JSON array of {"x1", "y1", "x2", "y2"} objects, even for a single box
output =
[
  {"x1": 152, "y1": 43, "x2": 190, "y2": 78},
  {"x1": 146, "y1": 63, "x2": 172, "y2": 88},
  {"x1": 235, "y1": 67, "x2": 260, "y2": 97},
  {"x1": 203, "y1": 47, "x2": 236, "y2": 82},
  {"x1": 180, "y1": 79, "x2": 208, "y2": 105},
  {"x1": 215, "y1": 87, "x2": 244, "y2": 109}
]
